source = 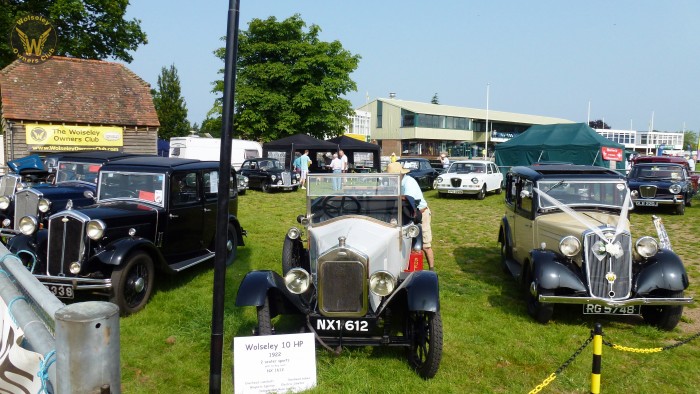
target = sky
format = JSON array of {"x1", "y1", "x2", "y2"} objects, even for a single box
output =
[{"x1": 123, "y1": 0, "x2": 700, "y2": 133}]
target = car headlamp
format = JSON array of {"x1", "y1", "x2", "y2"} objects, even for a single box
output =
[
  {"x1": 271, "y1": 175, "x2": 277, "y2": 181},
  {"x1": 69, "y1": 262, "x2": 82, "y2": 274},
  {"x1": 2, "y1": 218, "x2": 10, "y2": 228},
  {"x1": 635, "y1": 236, "x2": 659, "y2": 258},
  {"x1": 16, "y1": 183, "x2": 25, "y2": 191},
  {"x1": 471, "y1": 177, "x2": 479, "y2": 184},
  {"x1": 369, "y1": 271, "x2": 396, "y2": 296},
  {"x1": 0, "y1": 196, "x2": 10, "y2": 210},
  {"x1": 38, "y1": 198, "x2": 51, "y2": 213},
  {"x1": 18, "y1": 216, "x2": 38, "y2": 235},
  {"x1": 86, "y1": 219, "x2": 106, "y2": 240},
  {"x1": 239, "y1": 176, "x2": 249, "y2": 186},
  {"x1": 287, "y1": 227, "x2": 301, "y2": 240},
  {"x1": 437, "y1": 176, "x2": 443, "y2": 183},
  {"x1": 405, "y1": 224, "x2": 420, "y2": 238},
  {"x1": 669, "y1": 184, "x2": 681, "y2": 194},
  {"x1": 284, "y1": 268, "x2": 310, "y2": 294},
  {"x1": 559, "y1": 236, "x2": 581, "y2": 257},
  {"x1": 630, "y1": 190, "x2": 638, "y2": 197}
]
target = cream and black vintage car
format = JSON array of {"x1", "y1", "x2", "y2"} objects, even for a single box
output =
[
  {"x1": 235, "y1": 173, "x2": 442, "y2": 378},
  {"x1": 498, "y1": 165, "x2": 692, "y2": 330}
]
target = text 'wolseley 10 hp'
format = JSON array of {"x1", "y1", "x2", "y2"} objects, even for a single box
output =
[
  {"x1": 498, "y1": 165, "x2": 692, "y2": 330},
  {"x1": 235, "y1": 173, "x2": 442, "y2": 378}
]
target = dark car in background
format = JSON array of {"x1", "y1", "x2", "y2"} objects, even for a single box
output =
[
  {"x1": 627, "y1": 162, "x2": 694, "y2": 215},
  {"x1": 631, "y1": 155, "x2": 698, "y2": 192},
  {"x1": 395, "y1": 158, "x2": 439, "y2": 190},
  {"x1": 239, "y1": 157, "x2": 300, "y2": 192},
  {"x1": 0, "y1": 151, "x2": 144, "y2": 237},
  {"x1": 8, "y1": 157, "x2": 246, "y2": 315}
]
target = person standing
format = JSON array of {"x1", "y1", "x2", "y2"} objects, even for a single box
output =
[
  {"x1": 299, "y1": 150, "x2": 312, "y2": 189},
  {"x1": 440, "y1": 153, "x2": 450, "y2": 169},
  {"x1": 390, "y1": 152, "x2": 397, "y2": 163},
  {"x1": 330, "y1": 153, "x2": 343, "y2": 190},
  {"x1": 688, "y1": 154, "x2": 696, "y2": 172},
  {"x1": 292, "y1": 152, "x2": 301, "y2": 174},
  {"x1": 386, "y1": 162, "x2": 435, "y2": 270},
  {"x1": 339, "y1": 150, "x2": 348, "y2": 173}
]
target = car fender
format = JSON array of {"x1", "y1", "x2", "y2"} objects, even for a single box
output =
[
  {"x1": 635, "y1": 250, "x2": 689, "y2": 294},
  {"x1": 380, "y1": 270, "x2": 439, "y2": 313},
  {"x1": 91, "y1": 237, "x2": 165, "y2": 269},
  {"x1": 235, "y1": 270, "x2": 309, "y2": 314},
  {"x1": 498, "y1": 216, "x2": 512, "y2": 247},
  {"x1": 7, "y1": 230, "x2": 48, "y2": 267},
  {"x1": 228, "y1": 215, "x2": 246, "y2": 246},
  {"x1": 530, "y1": 249, "x2": 587, "y2": 293}
]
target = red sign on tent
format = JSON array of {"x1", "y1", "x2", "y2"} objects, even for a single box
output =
[{"x1": 601, "y1": 147, "x2": 623, "y2": 161}]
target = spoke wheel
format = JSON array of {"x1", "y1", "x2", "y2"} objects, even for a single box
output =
[
  {"x1": 282, "y1": 235, "x2": 309, "y2": 275},
  {"x1": 225, "y1": 223, "x2": 238, "y2": 267},
  {"x1": 641, "y1": 290, "x2": 685, "y2": 331},
  {"x1": 406, "y1": 311, "x2": 443, "y2": 379},
  {"x1": 110, "y1": 251, "x2": 154, "y2": 316},
  {"x1": 500, "y1": 236, "x2": 510, "y2": 274},
  {"x1": 257, "y1": 296, "x2": 273, "y2": 335},
  {"x1": 261, "y1": 182, "x2": 271, "y2": 193}
]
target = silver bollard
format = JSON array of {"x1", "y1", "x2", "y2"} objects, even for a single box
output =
[{"x1": 55, "y1": 301, "x2": 121, "y2": 394}]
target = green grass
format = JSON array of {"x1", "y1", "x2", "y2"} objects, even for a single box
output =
[{"x1": 120, "y1": 188, "x2": 700, "y2": 393}]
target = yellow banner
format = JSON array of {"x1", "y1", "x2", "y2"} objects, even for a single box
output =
[{"x1": 25, "y1": 124, "x2": 123, "y2": 151}]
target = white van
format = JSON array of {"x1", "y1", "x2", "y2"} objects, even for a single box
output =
[{"x1": 169, "y1": 136, "x2": 262, "y2": 170}]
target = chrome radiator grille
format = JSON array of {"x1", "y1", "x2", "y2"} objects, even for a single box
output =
[
  {"x1": 318, "y1": 260, "x2": 366, "y2": 316},
  {"x1": 639, "y1": 185, "x2": 657, "y2": 198},
  {"x1": 47, "y1": 213, "x2": 86, "y2": 276},
  {"x1": 583, "y1": 230, "x2": 632, "y2": 300},
  {"x1": 0, "y1": 176, "x2": 17, "y2": 197},
  {"x1": 14, "y1": 190, "x2": 40, "y2": 229},
  {"x1": 450, "y1": 178, "x2": 462, "y2": 187},
  {"x1": 281, "y1": 172, "x2": 291, "y2": 186}
]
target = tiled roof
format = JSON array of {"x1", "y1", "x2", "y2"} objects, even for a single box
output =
[{"x1": 0, "y1": 56, "x2": 160, "y2": 127}]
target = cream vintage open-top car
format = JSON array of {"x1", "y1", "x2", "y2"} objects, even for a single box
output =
[
  {"x1": 235, "y1": 173, "x2": 442, "y2": 378},
  {"x1": 435, "y1": 160, "x2": 503, "y2": 199},
  {"x1": 498, "y1": 165, "x2": 692, "y2": 330}
]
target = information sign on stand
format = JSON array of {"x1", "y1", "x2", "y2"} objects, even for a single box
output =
[{"x1": 233, "y1": 333, "x2": 316, "y2": 393}]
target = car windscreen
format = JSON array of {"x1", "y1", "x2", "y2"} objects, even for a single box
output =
[
  {"x1": 448, "y1": 163, "x2": 485, "y2": 174},
  {"x1": 56, "y1": 161, "x2": 101, "y2": 183},
  {"x1": 98, "y1": 171, "x2": 166, "y2": 207},
  {"x1": 258, "y1": 159, "x2": 282, "y2": 170},
  {"x1": 629, "y1": 165, "x2": 685, "y2": 180},
  {"x1": 537, "y1": 180, "x2": 629, "y2": 210},
  {"x1": 307, "y1": 174, "x2": 402, "y2": 224}
]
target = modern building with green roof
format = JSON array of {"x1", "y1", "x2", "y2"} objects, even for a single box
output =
[{"x1": 356, "y1": 98, "x2": 573, "y2": 158}]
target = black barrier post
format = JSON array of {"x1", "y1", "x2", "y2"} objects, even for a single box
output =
[
  {"x1": 590, "y1": 323, "x2": 603, "y2": 394},
  {"x1": 209, "y1": 0, "x2": 240, "y2": 393}
]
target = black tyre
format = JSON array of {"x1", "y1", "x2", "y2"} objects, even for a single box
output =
[
  {"x1": 257, "y1": 296, "x2": 273, "y2": 335},
  {"x1": 282, "y1": 235, "x2": 308, "y2": 275},
  {"x1": 261, "y1": 182, "x2": 271, "y2": 193},
  {"x1": 476, "y1": 185, "x2": 486, "y2": 200},
  {"x1": 225, "y1": 223, "x2": 239, "y2": 267},
  {"x1": 495, "y1": 186, "x2": 502, "y2": 195},
  {"x1": 675, "y1": 203, "x2": 685, "y2": 215},
  {"x1": 641, "y1": 290, "x2": 685, "y2": 331},
  {"x1": 238, "y1": 189, "x2": 246, "y2": 196},
  {"x1": 685, "y1": 197, "x2": 692, "y2": 207},
  {"x1": 406, "y1": 311, "x2": 443, "y2": 379},
  {"x1": 527, "y1": 286, "x2": 554, "y2": 324},
  {"x1": 110, "y1": 251, "x2": 155, "y2": 316}
]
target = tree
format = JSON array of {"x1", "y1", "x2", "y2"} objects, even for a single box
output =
[
  {"x1": 207, "y1": 14, "x2": 361, "y2": 142},
  {"x1": 589, "y1": 120, "x2": 611, "y2": 129},
  {"x1": 152, "y1": 64, "x2": 190, "y2": 140},
  {"x1": 431, "y1": 93, "x2": 439, "y2": 105},
  {"x1": 0, "y1": 0, "x2": 147, "y2": 68},
  {"x1": 683, "y1": 130, "x2": 698, "y2": 152}
]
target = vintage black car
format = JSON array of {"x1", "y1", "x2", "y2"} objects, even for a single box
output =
[
  {"x1": 239, "y1": 157, "x2": 300, "y2": 192},
  {"x1": 8, "y1": 157, "x2": 246, "y2": 315},
  {"x1": 499, "y1": 165, "x2": 691, "y2": 330},
  {"x1": 0, "y1": 151, "x2": 146, "y2": 238},
  {"x1": 627, "y1": 162, "x2": 694, "y2": 215},
  {"x1": 236, "y1": 173, "x2": 442, "y2": 378},
  {"x1": 395, "y1": 158, "x2": 439, "y2": 190}
]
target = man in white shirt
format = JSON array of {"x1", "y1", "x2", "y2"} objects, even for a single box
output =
[
  {"x1": 330, "y1": 153, "x2": 343, "y2": 190},
  {"x1": 339, "y1": 150, "x2": 348, "y2": 172},
  {"x1": 386, "y1": 162, "x2": 435, "y2": 270}
]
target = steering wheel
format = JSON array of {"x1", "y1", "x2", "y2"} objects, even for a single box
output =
[{"x1": 322, "y1": 196, "x2": 362, "y2": 217}]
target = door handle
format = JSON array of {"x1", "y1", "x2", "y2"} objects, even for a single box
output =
[
  {"x1": 169, "y1": 213, "x2": 179, "y2": 218},
  {"x1": 203, "y1": 208, "x2": 212, "y2": 212}
]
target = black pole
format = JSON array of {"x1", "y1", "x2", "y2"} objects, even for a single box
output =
[{"x1": 210, "y1": 0, "x2": 240, "y2": 393}]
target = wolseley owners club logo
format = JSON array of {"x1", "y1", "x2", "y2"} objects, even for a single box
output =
[{"x1": 10, "y1": 15, "x2": 58, "y2": 64}]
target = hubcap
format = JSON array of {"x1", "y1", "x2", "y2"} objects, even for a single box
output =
[
  {"x1": 227, "y1": 239, "x2": 233, "y2": 252},
  {"x1": 133, "y1": 277, "x2": 145, "y2": 293}
]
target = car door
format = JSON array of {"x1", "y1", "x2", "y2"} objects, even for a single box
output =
[
  {"x1": 162, "y1": 170, "x2": 204, "y2": 259},
  {"x1": 487, "y1": 163, "x2": 499, "y2": 191},
  {"x1": 201, "y1": 169, "x2": 220, "y2": 247},
  {"x1": 512, "y1": 178, "x2": 535, "y2": 263}
]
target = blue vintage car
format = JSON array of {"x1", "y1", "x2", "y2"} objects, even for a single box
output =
[
  {"x1": 0, "y1": 151, "x2": 144, "y2": 237},
  {"x1": 627, "y1": 162, "x2": 694, "y2": 215}
]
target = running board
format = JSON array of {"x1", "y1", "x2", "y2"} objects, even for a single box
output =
[
  {"x1": 503, "y1": 257, "x2": 522, "y2": 280},
  {"x1": 170, "y1": 252, "x2": 215, "y2": 272}
]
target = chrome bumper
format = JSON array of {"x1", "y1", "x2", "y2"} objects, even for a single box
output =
[
  {"x1": 540, "y1": 295, "x2": 693, "y2": 306},
  {"x1": 35, "y1": 275, "x2": 112, "y2": 291}
]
